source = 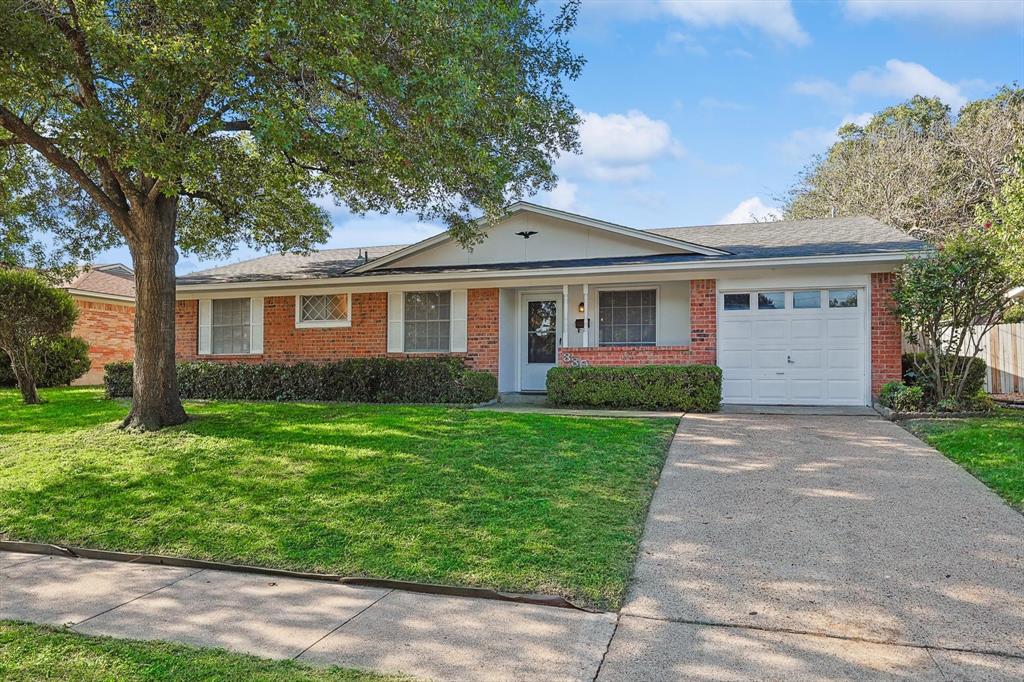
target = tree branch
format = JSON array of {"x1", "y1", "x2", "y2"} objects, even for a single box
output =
[{"x1": 0, "y1": 105, "x2": 130, "y2": 230}]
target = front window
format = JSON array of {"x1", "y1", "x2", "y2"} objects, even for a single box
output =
[
  {"x1": 211, "y1": 298, "x2": 250, "y2": 354},
  {"x1": 298, "y1": 294, "x2": 350, "y2": 326},
  {"x1": 598, "y1": 289, "x2": 656, "y2": 346},
  {"x1": 404, "y1": 291, "x2": 451, "y2": 352}
]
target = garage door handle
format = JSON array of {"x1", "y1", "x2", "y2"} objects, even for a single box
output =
[{"x1": 787, "y1": 356, "x2": 795, "y2": 364}]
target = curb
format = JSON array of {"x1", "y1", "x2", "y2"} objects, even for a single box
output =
[{"x1": 0, "y1": 541, "x2": 599, "y2": 613}]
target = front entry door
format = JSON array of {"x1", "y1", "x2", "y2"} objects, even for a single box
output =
[{"x1": 520, "y1": 294, "x2": 561, "y2": 392}]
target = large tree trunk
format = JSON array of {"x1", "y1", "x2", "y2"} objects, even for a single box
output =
[
  {"x1": 5, "y1": 348, "x2": 39, "y2": 405},
  {"x1": 121, "y1": 196, "x2": 188, "y2": 430}
]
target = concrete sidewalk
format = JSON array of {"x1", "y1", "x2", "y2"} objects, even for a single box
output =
[{"x1": 0, "y1": 551, "x2": 615, "y2": 681}]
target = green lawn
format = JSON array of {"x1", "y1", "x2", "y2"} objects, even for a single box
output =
[
  {"x1": 0, "y1": 388, "x2": 675, "y2": 608},
  {"x1": 908, "y1": 409, "x2": 1024, "y2": 512},
  {"x1": 0, "y1": 621, "x2": 402, "y2": 681}
]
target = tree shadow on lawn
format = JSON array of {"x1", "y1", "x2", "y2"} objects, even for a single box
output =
[{"x1": 0, "y1": 392, "x2": 674, "y2": 607}]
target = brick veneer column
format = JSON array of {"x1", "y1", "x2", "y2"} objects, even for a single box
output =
[
  {"x1": 870, "y1": 272, "x2": 902, "y2": 396},
  {"x1": 175, "y1": 299, "x2": 199, "y2": 361},
  {"x1": 689, "y1": 279, "x2": 717, "y2": 364}
]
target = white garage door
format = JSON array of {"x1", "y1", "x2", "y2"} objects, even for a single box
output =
[{"x1": 717, "y1": 288, "x2": 867, "y2": 406}]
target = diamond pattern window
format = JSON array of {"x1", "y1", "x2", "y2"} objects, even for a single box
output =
[{"x1": 299, "y1": 294, "x2": 350, "y2": 325}]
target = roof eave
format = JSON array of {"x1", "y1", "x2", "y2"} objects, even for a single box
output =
[{"x1": 176, "y1": 249, "x2": 919, "y2": 294}]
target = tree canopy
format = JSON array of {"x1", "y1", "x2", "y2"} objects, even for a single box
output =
[
  {"x1": 0, "y1": 0, "x2": 583, "y2": 429},
  {"x1": 784, "y1": 88, "x2": 1024, "y2": 243}
]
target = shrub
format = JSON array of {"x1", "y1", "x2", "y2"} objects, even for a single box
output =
[
  {"x1": 0, "y1": 336, "x2": 90, "y2": 388},
  {"x1": 902, "y1": 353, "x2": 986, "y2": 406},
  {"x1": 546, "y1": 365, "x2": 721, "y2": 412},
  {"x1": 105, "y1": 357, "x2": 498, "y2": 404},
  {"x1": 879, "y1": 381, "x2": 925, "y2": 412}
]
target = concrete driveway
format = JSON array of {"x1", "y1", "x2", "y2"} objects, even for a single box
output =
[{"x1": 600, "y1": 413, "x2": 1024, "y2": 680}]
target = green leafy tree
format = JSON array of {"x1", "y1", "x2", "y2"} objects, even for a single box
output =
[
  {"x1": 0, "y1": 0, "x2": 582, "y2": 429},
  {"x1": 979, "y1": 148, "x2": 1024, "y2": 282},
  {"x1": 0, "y1": 270, "x2": 79, "y2": 404},
  {"x1": 893, "y1": 230, "x2": 1020, "y2": 405},
  {"x1": 784, "y1": 89, "x2": 1024, "y2": 242}
]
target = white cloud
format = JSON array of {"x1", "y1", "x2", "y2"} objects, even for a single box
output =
[
  {"x1": 543, "y1": 180, "x2": 580, "y2": 212},
  {"x1": 719, "y1": 197, "x2": 781, "y2": 224},
  {"x1": 660, "y1": 0, "x2": 810, "y2": 46},
  {"x1": 562, "y1": 109, "x2": 685, "y2": 184},
  {"x1": 844, "y1": 0, "x2": 1024, "y2": 26},
  {"x1": 791, "y1": 60, "x2": 970, "y2": 110},
  {"x1": 727, "y1": 47, "x2": 754, "y2": 58},
  {"x1": 848, "y1": 59, "x2": 967, "y2": 109}
]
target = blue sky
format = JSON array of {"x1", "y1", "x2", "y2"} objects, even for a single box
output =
[{"x1": 99, "y1": 0, "x2": 1024, "y2": 274}]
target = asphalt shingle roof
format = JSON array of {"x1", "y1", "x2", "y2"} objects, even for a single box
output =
[
  {"x1": 177, "y1": 215, "x2": 928, "y2": 285},
  {"x1": 63, "y1": 265, "x2": 136, "y2": 299}
]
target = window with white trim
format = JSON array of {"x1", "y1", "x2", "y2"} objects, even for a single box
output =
[
  {"x1": 297, "y1": 294, "x2": 351, "y2": 327},
  {"x1": 404, "y1": 291, "x2": 450, "y2": 352},
  {"x1": 598, "y1": 289, "x2": 656, "y2": 346},
  {"x1": 211, "y1": 298, "x2": 251, "y2": 354}
]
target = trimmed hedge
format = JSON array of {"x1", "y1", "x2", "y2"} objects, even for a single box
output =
[
  {"x1": 902, "y1": 353, "x2": 986, "y2": 404},
  {"x1": 105, "y1": 357, "x2": 497, "y2": 404},
  {"x1": 0, "y1": 336, "x2": 91, "y2": 387},
  {"x1": 546, "y1": 364, "x2": 722, "y2": 412}
]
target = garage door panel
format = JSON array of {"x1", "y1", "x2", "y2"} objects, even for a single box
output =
[
  {"x1": 827, "y1": 317, "x2": 861, "y2": 339},
  {"x1": 755, "y1": 379, "x2": 787, "y2": 400},
  {"x1": 722, "y1": 380, "x2": 752, "y2": 401},
  {"x1": 719, "y1": 350, "x2": 752, "y2": 368},
  {"x1": 828, "y1": 348, "x2": 862, "y2": 369},
  {"x1": 789, "y1": 380, "x2": 824, "y2": 399},
  {"x1": 719, "y1": 287, "x2": 866, "y2": 406},
  {"x1": 756, "y1": 350, "x2": 788, "y2": 369},
  {"x1": 791, "y1": 319, "x2": 824, "y2": 339},
  {"x1": 753, "y1": 319, "x2": 788, "y2": 341}
]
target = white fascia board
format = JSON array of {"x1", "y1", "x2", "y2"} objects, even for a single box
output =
[
  {"x1": 347, "y1": 202, "x2": 728, "y2": 274},
  {"x1": 176, "y1": 251, "x2": 915, "y2": 298}
]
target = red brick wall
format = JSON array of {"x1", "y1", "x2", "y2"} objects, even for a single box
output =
[
  {"x1": 871, "y1": 272, "x2": 902, "y2": 396},
  {"x1": 557, "y1": 279, "x2": 717, "y2": 367},
  {"x1": 72, "y1": 298, "x2": 135, "y2": 385},
  {"x1": 175, "y1": 288, "x2": 499, "y2": 374}
]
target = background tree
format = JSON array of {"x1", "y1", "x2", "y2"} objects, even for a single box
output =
[
  {"x1": 0, "y1": 0, "x2": 582, "y2": 430},
  {"x1": 783, "y1": 89, "x2": 1024, "y2": 242},
  {"x1": 0, "y1": 269, "x2": 79, "y2": 404}
]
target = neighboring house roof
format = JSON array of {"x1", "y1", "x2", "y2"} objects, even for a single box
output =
[
  {"x1": 177, "y1": 209, "x2": 929, "y2": 286},
  {"x1": 62, "y1": 264, "x2": 136, "y2": 301}
]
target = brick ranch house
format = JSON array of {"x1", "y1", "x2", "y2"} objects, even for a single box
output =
[
  {"x1": 175, "y1": 203, "x2": 927, "y2": 406},
  {"x1": 60, "y1": 264, "x2": 136, "y2": 385}
]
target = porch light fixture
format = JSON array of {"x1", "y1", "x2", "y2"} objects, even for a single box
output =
[{"x1": 578, "y1": 301, "x2": 585, "y2": 313}]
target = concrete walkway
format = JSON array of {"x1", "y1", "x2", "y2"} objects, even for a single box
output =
[
  {"x1": 599, "y1": 412, "x2": 1024, "y2": 680},
  {"x1": 0, "y1": 551, "x2": 615, "y2": 681}
]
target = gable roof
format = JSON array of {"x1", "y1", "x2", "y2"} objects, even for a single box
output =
[
  {"x1": 177, "y1": 211, "x2": 928, "y2": 286},
  {"x1": 345, "y1": 202, "x2": 729, "y2": 274},
  {"x1": 62, "y1": 264, "x2": 135, "y2": 300}
]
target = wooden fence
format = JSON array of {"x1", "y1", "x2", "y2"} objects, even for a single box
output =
[
  {"x1": 979, "y1": 322, "x2": 1024, "y2": 394},
  {"x1": 903, "y1": 322, "x2": 1024, "y2": 394}
]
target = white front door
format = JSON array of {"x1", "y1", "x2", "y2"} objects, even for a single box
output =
[
  {"x1": 718, "y1": 288, "x2": 867, "y2": 405},
  {"x1": 520, "y1": 293, "x2": 562, "y2": 392}
]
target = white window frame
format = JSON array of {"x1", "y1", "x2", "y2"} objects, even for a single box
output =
[
  {"x1": 402, "y1": 290, "x2": 454, "y2": 354},
  {"x1": 294, "y1": 293, "x2": 352, "y2": 329},
  {"x1": 199, "y1": 296, "x2": 263, "y2": 356},
  {"x1": 593, "y1": 285, "x2": 660, "y2": 348}
]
